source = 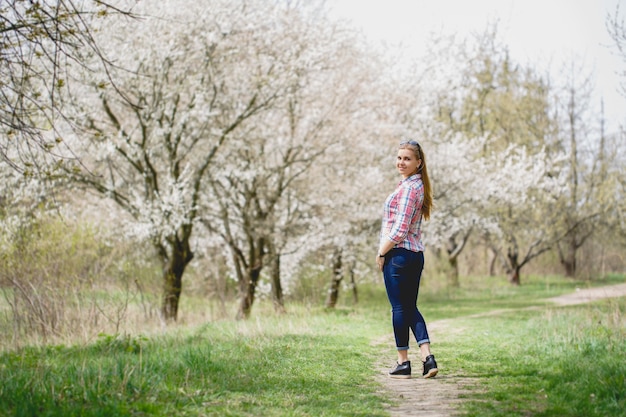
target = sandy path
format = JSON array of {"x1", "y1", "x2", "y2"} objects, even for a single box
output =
[{"x1": 374, "y1": 282, "x2": 626, "y2": 417}]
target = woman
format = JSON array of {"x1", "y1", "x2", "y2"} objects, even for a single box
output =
[{"x1": 376, "y1": 139, "x2": 438, "y2": 379}]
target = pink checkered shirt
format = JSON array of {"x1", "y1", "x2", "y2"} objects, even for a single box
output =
[{"x1": 380, "y1": 174, "x2": 425, "y2": 252}]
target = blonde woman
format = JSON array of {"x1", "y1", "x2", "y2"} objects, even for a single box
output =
[{"x1": 376, "y1": 140, "x2": 438, "y2": 379}]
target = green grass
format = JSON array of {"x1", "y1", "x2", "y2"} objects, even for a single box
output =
[
  {"x1": 0, "y1": 309, "x2": 390, "y2": 417},
  {"x1": 420, "y1": 273, "x2": 626, "y2": 320},
  {"x1": 0, "y1": 273, "x2": 624, "y2": 416},
  {"x1": 436, "y1": 298, "x2": 626, "y2": 417}
]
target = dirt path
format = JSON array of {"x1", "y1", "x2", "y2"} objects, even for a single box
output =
[{"x1": 374, "y1": 282, "x2": 626, "y2": 417}]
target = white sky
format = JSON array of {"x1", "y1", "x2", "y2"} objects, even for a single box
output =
[{"x1": 327, "y1": 0, "x2": 626, "y2": 133}]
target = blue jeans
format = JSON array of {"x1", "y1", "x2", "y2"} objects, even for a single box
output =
[{"x1": 383, "y1": 248, "x2": 430, "y2": 350}]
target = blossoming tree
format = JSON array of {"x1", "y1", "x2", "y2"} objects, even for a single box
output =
[
  {"x1": 0, "y1": 0, "x2": 135, "y2": 173},
  {"x1": 61, "y1": 0, "x2": 340, "y2": 321}
]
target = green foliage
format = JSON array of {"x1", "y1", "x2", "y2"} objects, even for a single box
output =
[
  {"x1": 0, "y1": 215, "x2": 161, "y2": 348},
  {"x1": 435, "y1": 295, "x2": 626, "y2": 417},
  {"x1": 90, "y1": 333, "x2": 148, "y2": 355},
  {"x1": 288, "y1": 264, "x2": 333, "y2": 305},
  {"x1": 0, "y1": 310, "x2": 388, "y2": 417}
]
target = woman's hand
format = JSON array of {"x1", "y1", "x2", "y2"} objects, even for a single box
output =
[{"x1": 376, "y1": 253, "x2": 385, "y2": 271}]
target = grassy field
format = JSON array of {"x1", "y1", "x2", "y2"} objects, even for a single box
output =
[
  {"x1": 438, "y1": 297, "x2": 625, "y2": 416},
  {"x1": 0, "y1": 273, "x2": 624, "y2": 416}
]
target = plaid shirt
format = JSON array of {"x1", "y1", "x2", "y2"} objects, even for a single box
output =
[{"x1": 380, "y1": 174, "x2": 425, "y2": 252}]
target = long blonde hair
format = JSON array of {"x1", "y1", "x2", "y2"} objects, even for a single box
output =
[{"x1": 399, "y1": 141, "x2": 432, "y2": 220}]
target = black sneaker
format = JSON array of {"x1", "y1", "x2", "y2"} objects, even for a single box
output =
[
  {"x1": 422, "y1": 355, "x2": 438, "y2": 378},
  {"x1": 389, "y1": 361, "x2": 411, "y2": 379}
]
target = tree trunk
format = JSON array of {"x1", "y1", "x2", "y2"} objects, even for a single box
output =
[
  {"x1": 445, "y1": 232, "x2": 471, "y2": 288},
  {"x1": 558, "y1": 238, "x2": 578, "y2": 278},
  {"x1": 270, "y1": 250, "x2": 286, "y2": 314},
  {"x1": 236, "y1": 238, "x2": 265, "y2": 320},
  {"x1": 325, "y1": 249, "x2": 343, "y2": 309},
  {"x1": 507, "y1": 267, "x2": 521, "y2": 286},
  {"x1": 236, "y1": 262, "x2": 261, "y2": 320},
  {"x1": 160, "y1": 235, "x2": 194, "y2": 322},
  {"x1": 488, "y1": 247, "x2": 499, "y2": 276},
  {"x1": 561, "y1": 245, "x2": 577, "y2": 278},
  {"x1": 506, "y1": 245, "x2": 521, "y2": 286},
  {"x1": 349, "y1": 261, "x2": 358, "y2": 304},
  {"x1": 447, "y1": 255, "x2": 460, "y2": 288}
]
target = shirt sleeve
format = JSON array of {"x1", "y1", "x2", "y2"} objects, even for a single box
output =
[{"x1": 386, "y1": 184, "x2": 419, "y2": 243}]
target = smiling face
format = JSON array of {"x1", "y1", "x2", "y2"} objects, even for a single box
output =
[{"x1": 396, "y1": 148, "x2": 421, "y2": 178}]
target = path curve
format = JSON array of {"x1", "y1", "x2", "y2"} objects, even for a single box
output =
[{"x1": 375, "y1": 282, "x2": 626, "y2": 417}]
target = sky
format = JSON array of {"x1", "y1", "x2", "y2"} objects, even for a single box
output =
[{"x1": 327, "y1": 0, "x2": 626, "y2": 133}]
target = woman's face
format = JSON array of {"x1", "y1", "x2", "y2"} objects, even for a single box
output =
[{"x1": 396, "y1": 148, "x2": 421, "y2": 178}]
